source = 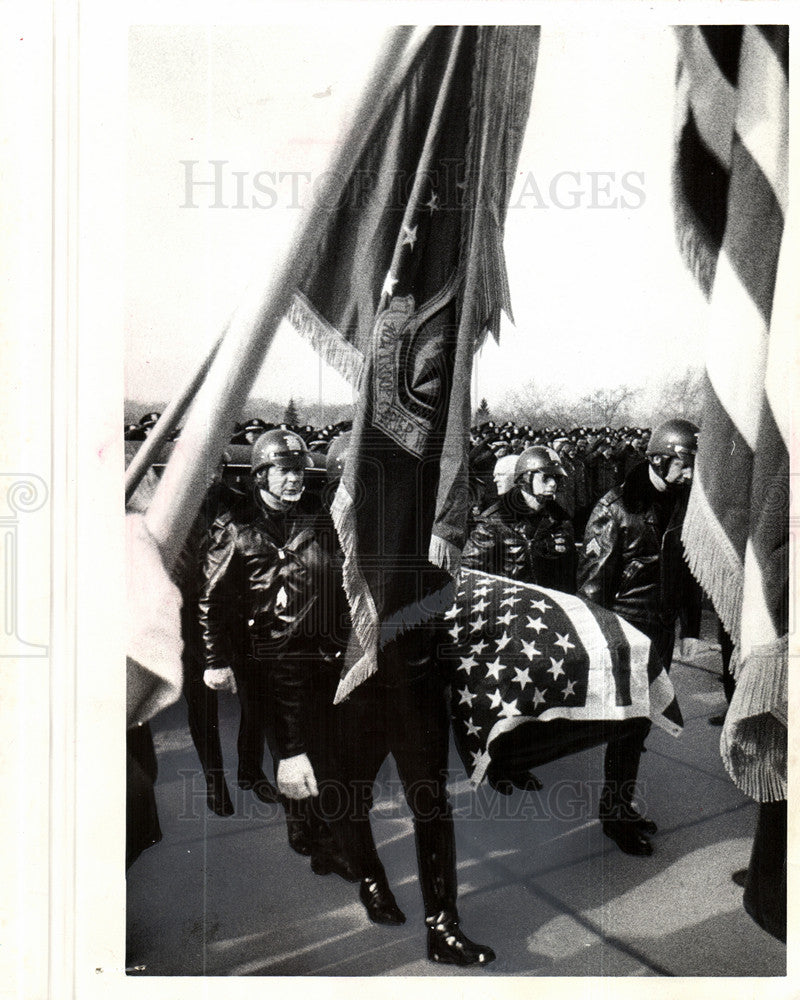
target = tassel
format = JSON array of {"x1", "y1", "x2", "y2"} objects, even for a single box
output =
[
  {"x1": 681, "y1": 477, "x2": 743, "y2": 640},
  {"x1": 720, "y1": 636, "x2": 788, "y2": 802},
  {"x1": 287, "y1": 293, "x2": 364, "y2": 388}
]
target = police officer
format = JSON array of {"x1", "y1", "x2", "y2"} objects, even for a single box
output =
[
  {"x1": 199, "y1": 429, "x2": 353, "y2": 877},
  {"x1": 578, "y1": 418, "x2": 701, "y2": 670},
  {"x1": 576, "y1": 417, "x2": 701, "y2": 855},
  {"x1": 462, "y1": 445, "x2": 576, "y2": 593},
  {"x1": 290, "y1": 433, "x2": 496, "y2": 965}
]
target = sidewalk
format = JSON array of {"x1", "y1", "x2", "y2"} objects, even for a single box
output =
[{"x1": 126, "y1": 648, "x2": 786, "y2": 977}]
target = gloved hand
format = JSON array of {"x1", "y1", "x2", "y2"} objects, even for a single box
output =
[
  {"x1": 277, "y1": 753, "x2": 318, "y2": 799},
  {"x1": 203, "y1": 666, "x2": 238, "y2": 693}
]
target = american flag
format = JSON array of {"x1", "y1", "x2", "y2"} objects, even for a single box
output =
[
  {"x1": 443, "y1": 570, "x2": 682, "y2": 786},
  {"x1": 672, "y1": 26, "x2": 789, "y2": 802}
]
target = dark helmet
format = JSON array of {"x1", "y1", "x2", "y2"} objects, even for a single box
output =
[
  {"x1": 139, "y1": 411, "x2": 161, "y2": 429},
  {"x1": 514, "y1": 446, "x2": 566, "y2": 487},
  {"x1": 646, "y1": 419, "x2": 699, "y2": 461},
  {"x1": 251, "y1": 429, "x2": 313, "y2": 474},
  {"x1": 325, "y1": 431, "x2": 351, "y2": 484}
]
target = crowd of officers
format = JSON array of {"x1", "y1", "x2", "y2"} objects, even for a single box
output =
[{"x1": 128, "y1": 412, "x2": 705, "y2": 966}]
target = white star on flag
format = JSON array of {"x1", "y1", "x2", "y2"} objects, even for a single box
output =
[
  {"x1": 457, "y1": 656, "x2": 478, "y2": 676},
  {"x1": 531, "y1": 598, "x2": 551, "y2": 613},
  {"x1": 485, "y1": 657, "x2": 504, "y2": 681},
  {"x1": 500, "y1": 595, "x2": 520, "y2": 609},
  {"x1": 547, "y1": 657, "x2": 565, "y2": 681},
  {"x1": 526, "y1": 616, "x2": 547, "y2": 634},
  {"x1": 443, "y1": 603, "x2": 459, "y2": 620},
  {"x1": 465, "y1": 716, "x2": 481, "y2": 737},
  {"x1": 562, "y1": 679, "x2": 577, "y2": 699},
  {"x1": 499, "y1": 698, "x2": 522, "y2": 720},
  {"x1": 512, "y1": 666, "x2": 532, "y2": 690},
  {"x1": 425, "y1": 191, "x2": 440, "y2": 213},
  {"x1": 520, "y1": 638, "x2": 541, "y2": 661},
  {"x1": 554, "y1": 632, "x2": 575, "y2": 653},
  {"x1": 470, "y1": 615, "x2": 487, "y2": 633},
  {"x1": 401, "y1": 224, "x2": 418, "y2": 249},
  {"x1": 486, "y1": 689, "x2": 503, "y2": 709},
  {"x1": 448, "y1": 624, "x2": 461, "y2": 641},
  {"x1": 470, "y1": 749, "x2": 491, "y2": 772},
  {"x1": 472, "y1": 597, "x2": 490, "y2": 613},
  {"x1": 532, "y1": 687, "x2": 547, "y2": 709},
  {"x1": 381, "y1": 271, "x2": 398, "y2": 297},
  {"x1": 473, "y1": 584, "x2": 491, "y2": 597},
  {"x1": 458, "y1": 686, "x2": 477, "y2": 707},
  {"x1": 504, "y1": 585, "x2": 524, "y2": 595},
  {"x1": 496, "y1": 609, "x2": 514, "y2": 627},
  {"x1": 495, "y1": 631, "x2": 512, "y2": 651},
  {"x1": 470, "y1": 638, "x2": 489, "y2": 656}
]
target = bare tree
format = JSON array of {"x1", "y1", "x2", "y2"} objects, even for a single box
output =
[
  {"x1": 578, "y1": 385, "x2": 637, "y2": 426},
  {"x1": 649, "y1": 366, "x2": 705, "y2": 426}
]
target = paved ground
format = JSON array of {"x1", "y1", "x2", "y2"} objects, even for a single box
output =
[{"x1": 126, "y1": 645, "x2": 786, "y2": 978}]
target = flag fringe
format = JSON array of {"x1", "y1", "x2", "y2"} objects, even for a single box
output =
[
  {"x1": 379, "y1": 581, "x2": 456, "y2": 649},
  {"x1": 287, "y1": 292, "x2": 364, "y2": 389},
  {"x1": 720, "y1": 635, "x2": 787, "y2": 802},
  {"x1": 681, "y1": 473, "x2": 743, "y2": 639},
  {"x1": 331, "y1": 482, "x2": 380, "y2": 673},
  {"x1": 333, "y1": 648, "x2": 378, "y2": 704}
]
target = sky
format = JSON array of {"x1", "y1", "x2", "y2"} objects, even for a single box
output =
[{"x1": 124, "y1": 23, "x2": 710, "y2": 412}]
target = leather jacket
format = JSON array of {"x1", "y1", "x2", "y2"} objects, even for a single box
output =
[
  {"x1": 577, "y1": 461, "x2": 700, "y2": 635},
  {"x1": 461, "y1": 487, "x2": 576, "y2": 593},
  {"x1": 198, "y1": 490, "x2": 339, "y2": 758}
]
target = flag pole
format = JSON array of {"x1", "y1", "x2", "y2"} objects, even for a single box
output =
[
  {"x1": 124, "y1": 335, "x2": 222, "y2": 503},
  {"x1": 144, "y1": 27, "x2": 431, "y2": 570}
]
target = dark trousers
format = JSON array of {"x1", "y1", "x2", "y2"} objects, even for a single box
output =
[
  {"x1": 318, "y1": 627, "x2": 458, "y2": 917},
  {"x1": 232, "y1": 657, "x2": 276, "y2": 779},
  {"x1": 489, "y1": 716, "x2": 651, "y2": 819},
  {"x1": 126, "y1": 722, "x2": 162, "y2": 869},
  {"x1": 184, "y1": 669, "x2": 225, "y2": 778},
  {"x1": 743, "y1": 799, "x2": 786, "y2": 942},
  {"x1": 719, "y1": 621, "x2": 736, "y2": 703}
]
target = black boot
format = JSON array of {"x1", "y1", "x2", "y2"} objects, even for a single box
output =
[
  {"x1": 359, "y1": 875, "x2": 406, "y2": 925},
  {"x1": 285, "y1": 801, "x2": 313, "y2": 856},
  {"x1": 601, "y1": 719, "x2": 654, "y2": 855},
  {"x1": 602, "y1": 819, "x2": 654, "y2": 856},
  {"x1": 206, "y1": 772, "x2": 234, "y2": 817},
  {"x1": 415, "y1": 814, "x2": 496, "y2": 966},
  {"x1": 487, "y1": 762, "x2": 543, "y2": 795},
  {"x1": 310, "y1": 845, "x2": 359, "y2": 882},
  {"x1": 426, "y1": 911, "x2": 496, "y2": 966}
]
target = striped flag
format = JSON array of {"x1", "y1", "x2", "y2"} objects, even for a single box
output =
[
  {"x1": 444, "y1": 570, "x2": 682, "y2": 786},
  {"x1": 672, "y1": 26, "x2": 790, "y2": 801},
  {"x1": 286, "y1": 28, "x2": 540, "y2": 700}
]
